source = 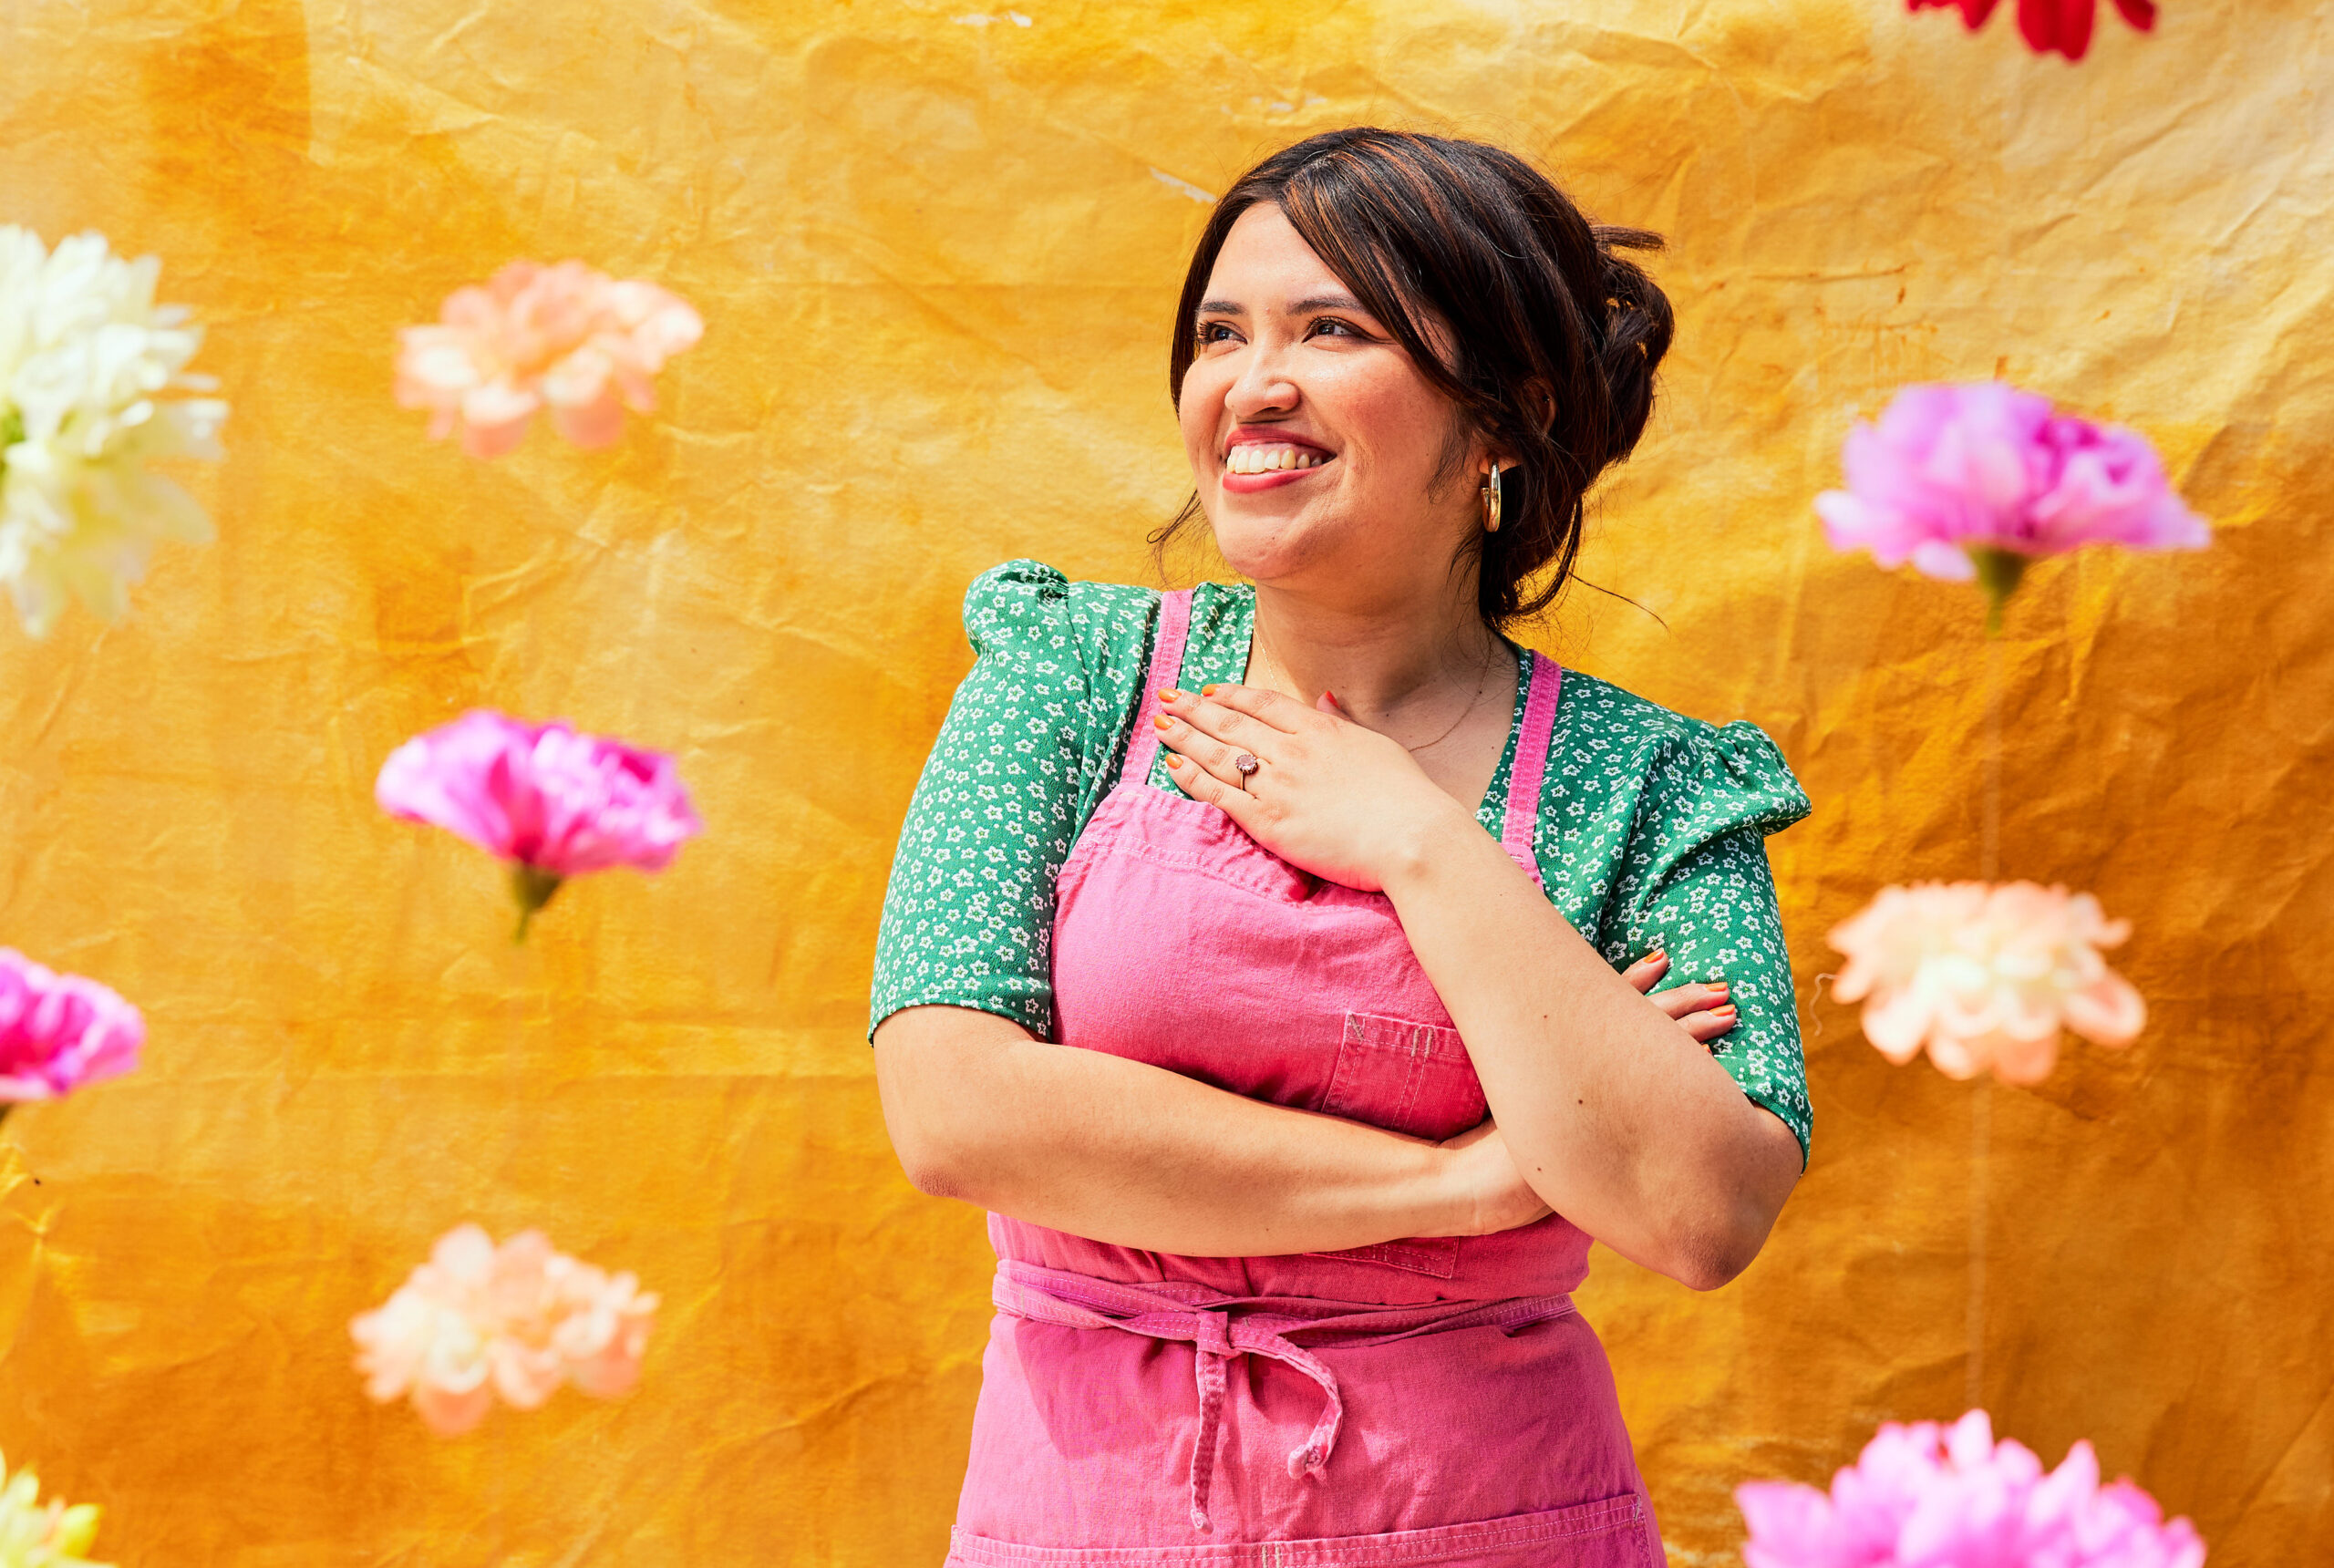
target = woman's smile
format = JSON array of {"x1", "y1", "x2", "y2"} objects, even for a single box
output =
[{"x1": 1221, "y1": 428, "x2": 1337, "y2": 491}]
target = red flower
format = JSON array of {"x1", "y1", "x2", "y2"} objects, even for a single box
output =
[{"x1": 1907, "y1": 0, "x2": 2157, "y2": 60}]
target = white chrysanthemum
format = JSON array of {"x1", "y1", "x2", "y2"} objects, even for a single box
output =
[{"x1": 0, "y1": 227, "x2": 228, "y2": 637}]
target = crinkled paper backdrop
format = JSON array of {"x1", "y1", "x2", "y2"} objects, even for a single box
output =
[{"x1": 0, "y1": 0, "x2": 2327, "y2": 1563}]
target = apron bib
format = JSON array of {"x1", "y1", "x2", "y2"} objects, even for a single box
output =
[{"x1": 951, "y1": 591, "x2": 1662, "y2": 1566}]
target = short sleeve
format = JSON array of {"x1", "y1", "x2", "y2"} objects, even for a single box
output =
[
  {"x1": 1599, "y1": 722, "x2": 1813, "y2": 1162},
  {"x1": 868, "y1": 562, "x2": 1154, "y2": 1041}
]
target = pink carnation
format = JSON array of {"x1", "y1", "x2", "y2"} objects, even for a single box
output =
[
  {"x1": 1738, "y1": 1409, "x2": 2205, "y2": 1568},
  {"x1": 0, "y1": 949, "x2": 143, "y2": 1105},
  {"x1": 1828, "y1": 882, "x2": 2143, "y2": 1086},
  {"x1": 376, "y1": 709, "x2": 702, "y2": 937},
  {"x1": 351, "y1": 1223, "x2": 657, "y2": 1438},
  {"x1": 1816, "y1": 384, "x2": 2205, "y2": 626},
  {"x1": 1907, "y1": 0, "x2": 2157, "y2": 62},
  {"x1": 395, "y1": 261, "x2": 702, "y2": 458}
]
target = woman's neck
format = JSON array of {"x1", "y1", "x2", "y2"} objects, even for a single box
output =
[{"x1": 1244, "y1": 579, "x2": 1513, "y2": 749}]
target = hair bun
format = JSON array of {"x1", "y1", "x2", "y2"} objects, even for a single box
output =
[{"x1": 1590, "y1": 225, "x2": 1674, "y2": 455}]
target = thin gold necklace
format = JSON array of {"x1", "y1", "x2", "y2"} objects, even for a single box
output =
[
  {"x1": 1250, "y1": 632, "x2": 1502, "y2": 755},
  {"x1": 1400, "y1": 644, "x2": 1499, "y2": 756}
]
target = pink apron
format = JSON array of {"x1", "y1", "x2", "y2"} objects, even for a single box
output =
[{"x1": 947, "y1": 591, "x2": 1663, "y2": 1567}]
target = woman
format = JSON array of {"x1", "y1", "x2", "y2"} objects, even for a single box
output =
[{"x1": 871, "y1": 129, "x2": 1810, "y2": 1566}]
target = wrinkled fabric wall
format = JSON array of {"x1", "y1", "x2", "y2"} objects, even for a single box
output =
[{"x1": 0, "y1": 0, "x2": 2327, "y2": 1563}]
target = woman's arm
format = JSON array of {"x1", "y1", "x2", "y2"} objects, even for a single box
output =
[
  {"x1": 1379, "y1": 812, "x2": 1802, "y2": 1290},
  {"x1": 873, "y1": 1003, "x2": 1552, "y2": 1256},
  {"x1": 1156, "y1": 685, "x2": 1802, "y2": 1291}
]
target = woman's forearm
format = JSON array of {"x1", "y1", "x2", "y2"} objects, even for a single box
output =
[
  {"x1": 1381, "y1": 808, "x2": 1802, "y2": 1290},
  {"x1": 874, "y1": 1004, "x2": 1487, "y2": 1256}
]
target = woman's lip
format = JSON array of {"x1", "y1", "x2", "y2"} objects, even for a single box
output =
[{"x1": 1221, "y1": 457, "x2": 1336, "y2": 494}]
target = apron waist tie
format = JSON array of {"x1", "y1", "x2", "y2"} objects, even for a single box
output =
[{"x1": 991, "y1": 1261, "x2": 1575, "y2": 1535}]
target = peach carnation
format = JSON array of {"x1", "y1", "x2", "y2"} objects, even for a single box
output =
[
  {"x1": 395, "y1": 261, "x2": 701, "y2": 458},
  {"x1": 1828, "y1": 881, "x2": 2144, "y2": 1086},
  {"x1": 351, "y1": 1223, "x2": 657, "y2": 1437}
]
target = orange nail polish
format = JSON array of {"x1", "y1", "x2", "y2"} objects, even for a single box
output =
[
  {"x1": 1153, "y1": 715, "x2": 1172, "y2": 730},
  {"x1": 1201, "y1": 684, "x2": 1219, "y2": 696},
  {"x1": 1159, "y1": 687, "x2": 1182, "y2": 703},
  {"x1": 1164, "y1": 753, "x2": 1182, "y2": 768},
  {"x1": 1711, "y1": 1005, "x2": 1737, "y2": 1018}
]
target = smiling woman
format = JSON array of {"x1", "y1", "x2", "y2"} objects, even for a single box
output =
[{"x1": 870, "y1": 129, "x2": 1810, "y2": 1565}]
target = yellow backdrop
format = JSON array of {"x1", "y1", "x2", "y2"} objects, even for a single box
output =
[{"x1": 1, "y1": 0, "x2": 2327, "y2": 1563}]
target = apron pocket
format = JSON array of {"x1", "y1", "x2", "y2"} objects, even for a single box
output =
[
  {"x1": 1302, "y1": 1013, "x2": 1489, "y2": 1276},
  {"x1": 945, "y1": 1490, "x2": 1655, "y2": 1565},
  {"x1": 1320, "y1": 1012, "x2": 1489, "y2": 1142}
]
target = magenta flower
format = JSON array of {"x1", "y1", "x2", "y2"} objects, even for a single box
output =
[
  {"x1": 376, "y1": 709, "x2": 702, "y2": 939},
  {"x1": 1907, "y1": 0, "x2": 2157, "y2": 62},
  {"x1": 1816, "y1": 383, "x2": 2206, "y2": 631},
  {"x1": 351, "y1": 1223, "x2": 658, "y2": 1438},
  {"x1": 0, "y1": 949, "x2": 142, "y2": 1115},
  {"x1": 1738, "y1": 1409, "x2": 2205, "y2": 1568}
]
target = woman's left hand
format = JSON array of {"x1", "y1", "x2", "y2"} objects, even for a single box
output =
[{"x1": 1154, "y1": 682, "x2": 1471, "y2": 892}]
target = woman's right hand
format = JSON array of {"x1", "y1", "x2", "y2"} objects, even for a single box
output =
[{"x1": 1622, "y1": 948, "x2": 1738, "y2": 1047}]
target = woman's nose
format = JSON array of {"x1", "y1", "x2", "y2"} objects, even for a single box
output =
[{"x1": 1226, "y1": 341, "x2": 1299, "y2": 418}]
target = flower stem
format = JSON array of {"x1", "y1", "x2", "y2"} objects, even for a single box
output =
[
  {"x1": 1968, "y1": 547, "x2": 2029, "y2": 637},
  {"x1": 508, "y1": 863, "x2": 563, "y2": 944}
]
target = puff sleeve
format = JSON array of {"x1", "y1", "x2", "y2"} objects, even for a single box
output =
[
  {"x1": 868, "y1": 562, "x2": 1154, "y2": 1040},
  {"x1": 1599, "y1": 721, "x2": 1813, "y2": 1161}
]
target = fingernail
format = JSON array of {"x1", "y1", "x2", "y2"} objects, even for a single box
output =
[
  {"x1": 1159, "y1": 688, "x2": 1182, "y2": 703},
  {"x1": 1707, "y1": 981, "x2": 1730, "y2": 996},
  {"x1": 1711, "y1": 1005, "x2": 1737, "y2": 1018},
  {"x1": 1645, "y1": 949, "x2": 1668, "y2": 964},
  {"x1": 1164, "y1": 753, "x2": 1183, "y2": 768},
  {"x1": 1152, "y1": 715, "x2": 1172, "y2": 730},
  {"x1": 1200, "y1": 683, "x2": 1220, "y2": 696}
]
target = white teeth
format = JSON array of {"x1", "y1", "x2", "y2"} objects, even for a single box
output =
[{"x1": 1225, "y1": 444, "x2": 1327, "y2": 475}]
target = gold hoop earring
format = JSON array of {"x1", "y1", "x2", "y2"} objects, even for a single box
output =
[{"x1": 1482, "y1": 463, "x2": 1503, "y2": 533}]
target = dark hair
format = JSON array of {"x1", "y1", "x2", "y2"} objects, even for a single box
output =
[{"x1": 1163, "y1": 128, "x2": 1674, "y2": 626}]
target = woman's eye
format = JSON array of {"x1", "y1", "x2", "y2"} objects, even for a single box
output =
[
  {"x1": 1194, "y1": 322, "x2": 1240, "y2": 346},
  {"x1": 1307, "y1": 317, "x2": 1364, "y2": 340}
]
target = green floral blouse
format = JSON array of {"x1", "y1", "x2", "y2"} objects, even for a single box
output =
[{"x1": 871, "y1": 561, "x2": 1814, "y2": 1160}]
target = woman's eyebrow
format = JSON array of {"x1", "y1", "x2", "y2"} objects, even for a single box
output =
[
  {"x1": 1195, "y1": 298, "x2": 1245, "y2": 315},
  {"x1": 1286, "y1": 292, "x2": 1369, "y2": 315}
]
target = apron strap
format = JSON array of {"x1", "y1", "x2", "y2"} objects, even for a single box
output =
[
  {"x1": 1500, "y1": 651, "x2": 1564, "y2": 872},
  {"x1": 1118, "y1": 588, "x2": 1194, "y2": 788}
]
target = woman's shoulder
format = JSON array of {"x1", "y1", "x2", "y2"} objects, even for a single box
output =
[
  {"x1": 961, "y1": 559, "x2": 1160, "y2": 649},
  {"x1": 1548, "y1": 666, "x2": 1811, "y2": 838}
]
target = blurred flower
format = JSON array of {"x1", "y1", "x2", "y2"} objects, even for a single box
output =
[
  {"x1": 1828, "y1": 881, "x2": 2144, "y2": 1086},
  {"x1": 376, "y1": 709, "x2": 702, "y2": 939},
  {"x1": 395, "y1": 261, "x2": 702, "y2": 458},
  {"x1": 1738, "y1": 1408, "x2": 2205, "y2": 1568},
  {"x1": 1907, "y1": 0, "x2": 2158, "y2": 62},
  {"x1": 0, "y1": 950, "x2": 143, "y2": 1115},
  {"x1": 0, "y1": 227, "x2": 228, "y2": 638},
  {"x1": 1816, "y1": 383, "x2": 2205, "y2": 631},
  {"x1": 352, "y1": 1223, "x2": 658, "y2": 1438},
  {"x1": 0, "y1": 1449, "x2": 106, "y2": 1568}
]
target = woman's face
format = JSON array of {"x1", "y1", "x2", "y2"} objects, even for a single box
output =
[{"x1": 1178, "y1": 202, "x2": 1483, "y2": 607}]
